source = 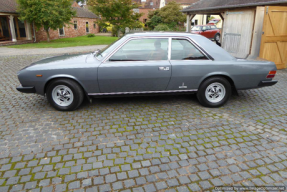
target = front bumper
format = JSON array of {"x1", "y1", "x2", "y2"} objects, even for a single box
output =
[
  {"x1": 258, "y1": 80, "x2": 278, "y2": 87},
  {"x1": 16, "y1": 85, "x2": 36, "y2": 93}
]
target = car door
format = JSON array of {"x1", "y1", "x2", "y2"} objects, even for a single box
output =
[
  {"x1": 201, "y1": 26, "x2": 209, "y2": 38},
  {"x1": 167, "y1": 38, "x2": 212, "y2": 90},
  {"x1": 98, "y1": 37, "x2": 171, "y2": 93}
]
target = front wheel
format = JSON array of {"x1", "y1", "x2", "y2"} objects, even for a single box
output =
[
  {"x1": 197, "y1": 77, "x2": 231, "y2": 108},
  {"x1": 46, "y1": 79, "x2": 84, "y2": 111}
]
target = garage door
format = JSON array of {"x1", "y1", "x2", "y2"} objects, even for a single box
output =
[
  {"x1": 222, "y1": 10, "x2": 255, "y2": 58},
  {"x1": 260, "y1": 6, "x2": 287, "y2": 69}
]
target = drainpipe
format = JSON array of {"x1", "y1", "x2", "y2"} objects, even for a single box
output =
[{"x1": 33, "y1": 22, "x2": 36, "y2": 42}]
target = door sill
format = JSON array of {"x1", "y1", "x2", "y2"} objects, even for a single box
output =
[{"x1": 88, "y1": 89, "x2": 198, "y2": 96}]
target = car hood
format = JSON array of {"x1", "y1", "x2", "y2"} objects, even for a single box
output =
[{"x1": 22, "y1": 53, "x2": 100, "y2": 71}]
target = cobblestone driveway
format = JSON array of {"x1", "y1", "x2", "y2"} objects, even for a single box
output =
[{"x1": 1, "y1": 55, "x2": 287, "y2": 192}]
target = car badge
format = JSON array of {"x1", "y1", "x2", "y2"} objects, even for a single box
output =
[{"x1": 179, "y1": 83, "x2": 187, "y2": 89}]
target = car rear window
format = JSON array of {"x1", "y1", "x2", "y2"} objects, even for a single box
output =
[{"x1": 171, "y1": 39, "x2": 208, "y2": 60}]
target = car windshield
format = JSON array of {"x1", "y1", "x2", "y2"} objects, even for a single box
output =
[
  {"x1": 191, "y1": 26, "x2": 201, "y2": 31},
  {"x1": 96, "y1": 37, "x2": 123, "y2": 59}
]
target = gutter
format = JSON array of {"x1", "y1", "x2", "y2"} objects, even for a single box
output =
[{"x1": 182, "y1": 0, "x2": 287, "y2": 13}]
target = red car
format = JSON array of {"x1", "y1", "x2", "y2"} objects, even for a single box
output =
[{"x1": 191, "y1": 25, "x2": 221, "y2": 42}]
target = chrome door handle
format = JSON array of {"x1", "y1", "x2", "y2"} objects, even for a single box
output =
[{"x1": 159, "y1": 67, "x2": 170, "y2": 71}]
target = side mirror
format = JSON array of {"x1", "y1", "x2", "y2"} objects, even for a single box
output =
[{"x1": 93, "y1": 49, "x2": 100, "y2": 55}]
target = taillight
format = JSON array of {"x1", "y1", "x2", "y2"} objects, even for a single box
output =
[{"x1": 266, "y1": 71, "x2": 276, "y2": 79}]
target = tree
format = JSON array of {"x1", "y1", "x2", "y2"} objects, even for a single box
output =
[
  {"x1": 88, "y1": 0, "x2": 143, "y2": 36},
  {"x1": 146, "y1": 10, "x2": 162, "y2": 29},
  {"x1": 147, "y1": 1, "x2": 185, "y2": 30},
  {"x1": 17, "y1": 0, "x2": 76, "y2": 42},
  {"x1": 159, "y1": 1, "x2": 185, "y2": 24}
]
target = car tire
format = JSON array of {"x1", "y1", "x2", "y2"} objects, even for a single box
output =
[
  {"x1": 46, "y1": 79, "x2": 84, "y2": 111},
  {"x1": 197, "y1": 77, "x2": 231, "y2": 108},
  {"x1": 214, "y1": 33, "x2": 220, "y2": 42}
]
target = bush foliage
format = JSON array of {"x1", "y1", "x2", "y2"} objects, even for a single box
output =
[{"x1": 154, "y1": 24, "x2": 170, "y2": 31}]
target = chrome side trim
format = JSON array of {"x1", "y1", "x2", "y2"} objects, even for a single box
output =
[{"x1": 88, "y1": 89, "x2": 198, "y2": 96}]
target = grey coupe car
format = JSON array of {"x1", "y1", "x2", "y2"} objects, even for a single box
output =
[{"x1": 17, "y1": 32, "x2": 278, "y2": 111}]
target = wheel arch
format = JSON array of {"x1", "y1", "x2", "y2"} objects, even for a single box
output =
[
  {"x1": 214, "y1": 33, "x2": 221, "y2": 39},
  {"x1": 199, "y1": 73, "x2": 237, "y2": 93},
  {"x1": 44, "y1": 75, "x2": 88, "y2": 97}
]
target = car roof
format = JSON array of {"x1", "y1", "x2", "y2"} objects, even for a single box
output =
[
  {"x1": 193, "y1": 25, "x2": 216, "y2": 27},
  {"x1": 123, "y1": 32, "x2": 235, "y2": 61},
  {"x1": 125, "y1": 32, "x2": 192, "y2": 37}
]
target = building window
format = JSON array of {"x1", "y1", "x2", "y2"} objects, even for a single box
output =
[
  {"x1": 150, "y1": 2, "x2": 153, "y2": 6},
  {"x1": 59, "y1": 27, "x2": 65, "y2": 36},
  {"x1": 74, "y1": 21, "x2": 77, "y2": 30},
  {"x1": 93, "y1": 23, "x2": 96, "y2": 29},
  {"x1": 86, "y1": 22, "x2": 89, "y2": 33}
]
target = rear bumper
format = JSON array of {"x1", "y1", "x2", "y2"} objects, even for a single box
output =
[
  {"x1": 258, "y1": 80, "x2": 278, "y2": 87},
  {"x1": 16, "y1": 85, "x2": 36, "y2": 93}
]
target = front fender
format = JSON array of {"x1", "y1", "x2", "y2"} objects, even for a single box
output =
[{"x1": 40, "y1": 74, "x2": 88, "y2": 96}]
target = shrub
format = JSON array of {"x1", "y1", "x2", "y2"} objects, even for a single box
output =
[
  {"x1": 154, "y1": 24, "x2": 170, "y2": 31},
  {"x1": 87, "y1": 33, "x2": 96, "y2": 37}
]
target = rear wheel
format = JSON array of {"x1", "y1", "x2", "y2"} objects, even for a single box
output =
[
  {"x1": 197, "y1": 77, "x2": 231, "y2": 108},
  {"x1": 46, "y1": 79, "x2": 84, "y2": 111},
  {"x1": 214, "y1": 33, "x2": 220, "y2": 42}
]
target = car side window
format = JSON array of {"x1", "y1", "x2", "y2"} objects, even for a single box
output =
[
  {"x1": 202, "y1": 26, "x2": 210, "y2": 31},
  {"x1": 109, "y1": 38, "x2": 169, "y2": 61},
  {"x1": 211, "y1": 26, "x2": 217, "y2": 29},
  {"x1": 171, "y1": 39, "x2": 208, "y2": 60}
]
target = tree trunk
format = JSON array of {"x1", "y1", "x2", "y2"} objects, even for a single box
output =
[{"x1": 45, "y1": 29, "x2": 50, "y2": 42}]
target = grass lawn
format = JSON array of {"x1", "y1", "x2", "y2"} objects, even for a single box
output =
[{"x1": 8, "y1": 35, "x2": 118, "y2": 48}]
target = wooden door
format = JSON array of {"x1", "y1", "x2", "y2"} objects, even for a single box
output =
[
  {"x1": 222, "y1": 10, "x2": 255, "y2": 58},
  {"x1": 260, "y1": 6, "x2": 287, "y2": 69}
]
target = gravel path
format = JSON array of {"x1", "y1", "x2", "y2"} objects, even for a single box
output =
[{"x1": 0, "y1": 45, "x2": 107, "y2": 56}]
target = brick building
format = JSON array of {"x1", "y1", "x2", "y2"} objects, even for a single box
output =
[
  {"x1": 133, "y1": 0, "x2": 161, "y2": 24},
  {"x1": 0, "y1": 0, "x2": 99, "y2": 44},
  {"x1": 36, "y1": 2, "x2": 99, "y2": 42}
]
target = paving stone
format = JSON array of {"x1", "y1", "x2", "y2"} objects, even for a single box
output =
[
  {"x1": 82, "y1": 178, "x2": 92, "y2": 187},
  {"x1": 143, "y1": 184, "x2": 156, "y2": 192},
  {"x1": 136, "y1": 177, "x2": 147, "y2": 185},
  {"x1": 6, "y1": 176, "x2": 20, "y2": 185},
  {"x1": 69, "y1": 181, "x2": 80, "y2": 190},
  {"x1": 113, "y1": 181, "x2": 123, "y2": 190},
  {"x1": 105, "y1": 174, "x2": 117, "y2": 183},
  {"x1": 25, "y1": 181, "x2": 37, "y2": 189},
  {"x1": 198, "y1": 171, "x2": 212, "y2": 180},
  {"x1": 124, "y1": 179, "x2": 135, "y2": 188},
  {"x1": 39, "y1": 179, "x2": 50, "y2": 186},
  {"x1": 167, "y1": 178, "x2": 179, "y2": 187},
  {"x1": 188, "y1": 183, "x2": 201, "y2": 191},
  {"x1": 178, "y1": 176, "x2": 191, "y2": 184},
  {"x1": 94, "y1": 176, "x2": 104, "y2": 185}
]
